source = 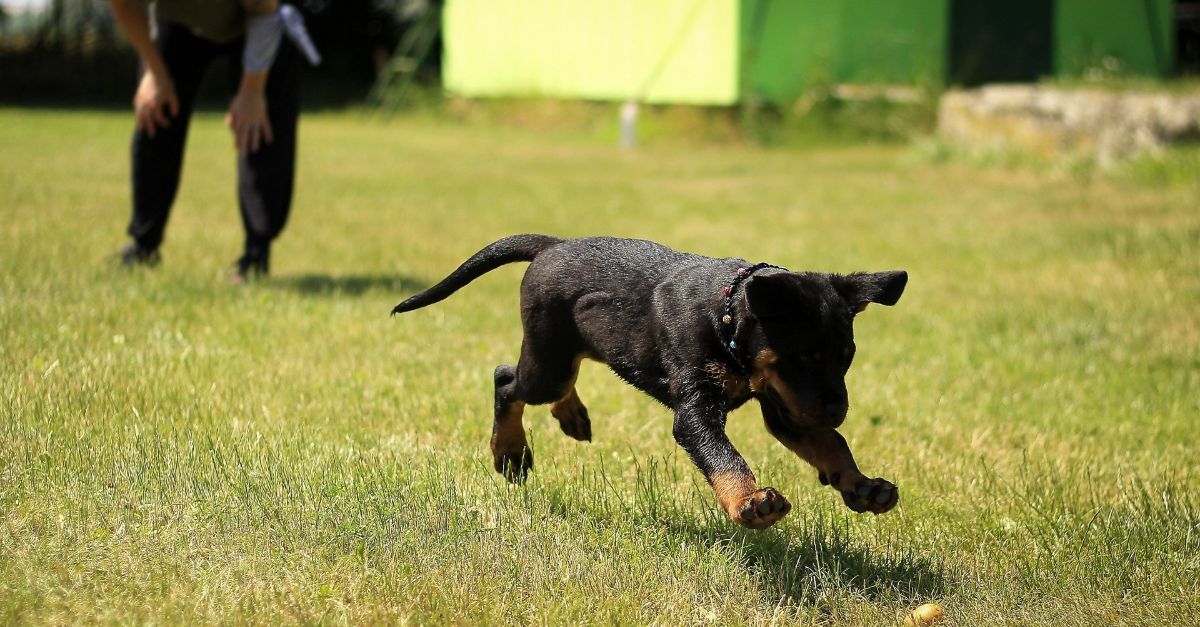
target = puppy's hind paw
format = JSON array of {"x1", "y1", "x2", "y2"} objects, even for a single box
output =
[
  {"x1": 841, "y1": 477, "x2": 898, "y2": 514},
  {"x1": 550, "y1": 391, "x2": 592, "y2": 442},
  {"x1": 493, "y1": 448, "x2": 534, "y2": 484},
  {"x1": 557, "y1": 410, "x2": 592, "y2": 442}
]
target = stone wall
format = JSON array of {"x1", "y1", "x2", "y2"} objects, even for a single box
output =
[{"x1": 939, "y1": 85, "x2": 1200, "y2": 166}]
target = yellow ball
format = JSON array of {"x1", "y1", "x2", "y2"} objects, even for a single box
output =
[{"x1": 903, "y1": 603, "x2": 945, "y2": 626}]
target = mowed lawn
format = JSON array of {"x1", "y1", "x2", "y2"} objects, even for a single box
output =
[{"x1": 1, "y1": 107, "x2": 1198, "y2": 625}]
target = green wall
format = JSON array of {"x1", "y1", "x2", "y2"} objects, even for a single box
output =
[
  {"x1": 1055, "y1": 0, "x2": 1174, "y2": 77},
  {"x1": 743, "y1": 0, "x2": 1174, "y2": 99},
  {"x1": 741, "y1": 0, "x2": 947, "y2": 102},
  {"x1": 836, "y1": 1, "x2": 948, "y2": 85},
  {"x1": 740, "y1": 1, "x2": 836, "y2": 101}
]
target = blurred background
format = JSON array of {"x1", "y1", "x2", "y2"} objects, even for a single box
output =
[
  {"x1": 0, "y1": 0, "x2": 435, "y2": 105},
  {"x1": 2, "y1": 0, "x2": 1196, "y2": 111}
]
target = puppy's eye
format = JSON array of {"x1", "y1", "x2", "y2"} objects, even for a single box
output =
[{"x1": 844, "y1": 346, "x2": 852, "y2": 357}]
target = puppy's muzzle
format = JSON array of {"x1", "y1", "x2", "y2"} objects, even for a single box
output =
[{"x1": 769, "y1": 390, "x2": 847, "y2": 429}]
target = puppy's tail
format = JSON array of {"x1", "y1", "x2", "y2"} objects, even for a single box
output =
[{"x1": 391, "y1": 234, "x2": 563, "y2": 315}]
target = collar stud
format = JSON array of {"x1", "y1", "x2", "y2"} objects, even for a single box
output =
[{"x1": 719, "y1": 262, "x2": 785, "y2": 373}]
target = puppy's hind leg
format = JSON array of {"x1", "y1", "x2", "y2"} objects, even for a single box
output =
[
  {"x1": 491, "y1": 346, "x2": 585, "y2": 481},
  {"x1": 491, "y1": 297, "x2": 589, "y2": 480},
  {"x1": 491, "y1": 364, "x2": 532, "y2": 483},
  {"x1": 549, "y1": 358, "x2": 591, "y2": 442}
]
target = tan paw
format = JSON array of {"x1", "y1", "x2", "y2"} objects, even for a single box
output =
[
  {"x1": 730, "y1": 487, "x2": 792, "y2": 529},
  {"x1": 550, "y1": 390, "x2": 592, "y2": 442},
  {"x1": 492, "y1": 446, "x2": 533, "y2": 483}
]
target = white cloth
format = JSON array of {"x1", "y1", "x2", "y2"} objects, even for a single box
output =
[{"x1": 242, "y1": 4, "x2": 320, "y2": 73}]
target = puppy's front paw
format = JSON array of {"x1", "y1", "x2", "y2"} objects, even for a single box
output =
[
  {"x1": 493, "y1": 447, "x2": 534, "y2": 484},
  {"x1": 840, "y1": 477, "x2": 898, "y2": 514},
  {"x1": 731, "y1": 487, "x2": 792, "y2": 529}
]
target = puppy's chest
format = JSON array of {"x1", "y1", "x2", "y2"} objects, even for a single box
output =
[{"x1": 705, "y1": 361, "x2": 765, "y2": 408}]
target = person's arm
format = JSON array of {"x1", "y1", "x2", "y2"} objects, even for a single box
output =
[
  {"x1": 226, "y1": 0, "x2": 280, "y2": 154},
  {"x1": 109, "y1": 0, "x2": 178, "y2": 137}
]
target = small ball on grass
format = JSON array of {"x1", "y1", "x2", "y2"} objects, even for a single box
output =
[{"x1": 902, "y1": 603, "x2": 945, "y2": 626}]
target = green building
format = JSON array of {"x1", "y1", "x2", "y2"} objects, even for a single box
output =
[{"x1": 443, "y1": 0, "x2": 1178, "y2": 105}]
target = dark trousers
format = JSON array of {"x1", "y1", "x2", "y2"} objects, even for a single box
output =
[{"x1": 128, "y1": 19, "x2": 300, "y2": 258}]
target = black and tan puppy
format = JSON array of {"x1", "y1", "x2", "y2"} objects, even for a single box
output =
[{"x1": 393, "y1": 235, "x2": 907, "y2": 529}]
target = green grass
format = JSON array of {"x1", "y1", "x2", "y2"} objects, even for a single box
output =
[{"x1": 2, "y1": 107, "x2": 1198, "y2": 625}]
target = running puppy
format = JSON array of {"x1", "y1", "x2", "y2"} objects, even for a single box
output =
[{"x1": 392, "y1": 235, "x2": 908, "y2": 529}]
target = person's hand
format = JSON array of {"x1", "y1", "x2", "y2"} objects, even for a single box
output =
[
  {"x1": 225, "y1": 88, "x2": 273, "y2": 154},
  {"x1": 133, "y1": 70, "x2": 179, "y2": 138}
]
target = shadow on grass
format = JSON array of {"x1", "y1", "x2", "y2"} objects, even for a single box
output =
[
  {"x1": 544, "y1": 459, "x2": 948, "y2": 609},
  {"x1": 743, "y1": 521, "x2": 945, "y2": 606},
  {"x1": 665, "y1": 513, "x2": 949, "y2": 608},
  {"x1": 272, "y1": 273, "x2": 428, "y2": 298}
]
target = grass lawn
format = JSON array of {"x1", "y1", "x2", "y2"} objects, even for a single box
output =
[{"x1": 1, "y1": 107, "x2": 1198, "y2": 625}]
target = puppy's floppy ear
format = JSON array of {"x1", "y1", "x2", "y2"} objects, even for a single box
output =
[
  {"x1": 835, "y1": 271, "x2": 908, "y2": 310},
  {"x1": 746, "y1": 273, "x2": 809, "y2": 320}
]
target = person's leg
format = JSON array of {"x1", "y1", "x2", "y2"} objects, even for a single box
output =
[
  {"x1": 233, "y1": 40, "x2": 301, "y2": 276},
  {"x1": 126, "y1": 20, "x2": 216, "y2": 257}
]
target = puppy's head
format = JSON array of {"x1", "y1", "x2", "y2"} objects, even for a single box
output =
[{"x1": 745, "y1": 270, "x2": 907, "y2": 428}]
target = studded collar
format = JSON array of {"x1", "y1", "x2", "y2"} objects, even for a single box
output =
[{"x1": 719, "y1": 262, "x2": 784, "y2": 373}]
